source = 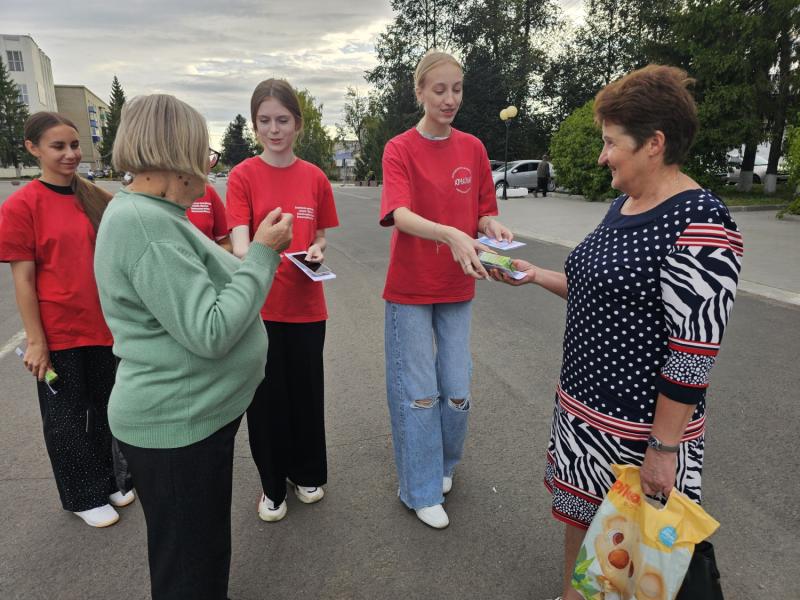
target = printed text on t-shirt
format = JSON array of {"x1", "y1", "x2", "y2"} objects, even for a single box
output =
[
  {"x1": 452, "y1": 167, "x2": 472, "y2": 194},
  {"x1": 295, "y1": 205, "x2": 316, "y2": 220}
]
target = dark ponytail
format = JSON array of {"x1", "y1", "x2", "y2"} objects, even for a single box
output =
[{"x1": 24, "y1": 112, "x2": 112, "y2": 230}]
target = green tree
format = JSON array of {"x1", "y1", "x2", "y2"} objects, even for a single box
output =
[
  {"x1": 0, "y1": 60, "x2": 31, "y2": 177},
  {"x1": 549, "y1": 100, "x2": 612, "y2": 201},
  {"x1": 220, "y1": 114, "x2": 257, "y2": 167},
  {"x1": 363, "y1": 0, "x2": 561, "y2": 172},
  {"x1": 97, "y1": 75, "x2": 126, "y2": 166},
  {"x1": 541, "y1": 0, "x2": 673, "y2": 130},
  {"x1": 295, "y1": 90, "x2": 335, "y2": 176}
]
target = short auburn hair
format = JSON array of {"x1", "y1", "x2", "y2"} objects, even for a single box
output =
[{"x1": 594, "y1": 65, "x2": 698, "y2": 165}]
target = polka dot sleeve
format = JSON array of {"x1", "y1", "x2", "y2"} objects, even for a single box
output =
[{"x1": 656, "y1": 206, "x2": 743, "y2": 404}]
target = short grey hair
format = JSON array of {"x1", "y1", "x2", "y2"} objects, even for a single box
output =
[{"x1": 113, "y1": 94, "x2": 208, "y2": 179}]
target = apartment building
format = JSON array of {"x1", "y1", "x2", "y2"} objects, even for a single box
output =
[
  {"x1": 55, "y1": 85, "x2": 109, "y2": 167},
  {"x1": 0, "y1": 34, "x2": 57, "y2": 113}
]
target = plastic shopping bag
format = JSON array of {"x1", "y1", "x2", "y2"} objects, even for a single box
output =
[{"x1": 571, "y1": 464, "x2": 720, "y2": 600}]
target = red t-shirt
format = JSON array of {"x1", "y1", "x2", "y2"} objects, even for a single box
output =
[
  {"x1": 0, "y1": 180, "x2": 113, "y2": 350},
  {"x1": 226, "y1": 157, "x2": 339, "y2": 322},
  {"x1": 186, "y1": 184, "x2": 228, "y2": 241},
  {"x1": 380, "y1": 128, "x2": 498, "y2": 304}
]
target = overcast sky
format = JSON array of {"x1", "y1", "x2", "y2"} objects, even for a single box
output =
[{"x1": 2, "y1": 1, "x2": 582, "y2": 147}]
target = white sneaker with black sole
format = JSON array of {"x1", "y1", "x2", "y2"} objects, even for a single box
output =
[{"x1": 257, "y1": 494, "x2": 287, "y2": 522}]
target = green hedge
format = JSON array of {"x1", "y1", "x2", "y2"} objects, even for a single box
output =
[
  {"x1": 550, "y1": 100, "x2": 613, "y2": 201},
  {"x1": 783, "y1": 123, "x2": 800, "y2": 215}
]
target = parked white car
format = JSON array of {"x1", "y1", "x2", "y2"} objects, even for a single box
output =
[
  {"x1": 722, "y1": 154, "x2": 788, "y2": 184},
  {"x1": 492, "y1": 160, "x2": 556, "y2": 194}
]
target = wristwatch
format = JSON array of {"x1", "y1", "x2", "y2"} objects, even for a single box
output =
[{"x1": 647, "y1": 435, "x2": 680, "y2": 453}]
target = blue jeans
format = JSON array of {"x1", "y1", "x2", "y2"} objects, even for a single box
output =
[{"x1": 385, "y1": 301, "x2": 473, "y2": 509}]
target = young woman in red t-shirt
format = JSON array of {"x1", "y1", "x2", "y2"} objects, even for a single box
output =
[
  {"x1": 379, "y1": 51, "x2": 513, "y2": 529},
  {"x1": 227, "y1": 79, "x2": 339, "y2": 522},
  {"x1": 187, "y1": 183, "x2": 232, "y2": 251},
  {"x1": 0, "y1": 112, "x2": 134, "y2": 527}
]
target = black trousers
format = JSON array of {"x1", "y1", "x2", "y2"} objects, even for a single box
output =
[
  {"x1": 537, "y1": 176, "x2": 550, "y2": 196},
  {"x1": 37, "y1": 346, "x2": 117, "y2": 512},
  {"x1": 118, "y1": 416, "x2": 242, "y2": 600},
  {"x1": 247, "y1": 320, "x2": 327, "y2": 504}
]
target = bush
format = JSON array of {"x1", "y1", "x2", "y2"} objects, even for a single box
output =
[
  {"x1": 550, "y1": 100, "x2": 613, "y2": 201},
  {"x1": 777, "y1": 123, "x2": 800, "y2": 216}
]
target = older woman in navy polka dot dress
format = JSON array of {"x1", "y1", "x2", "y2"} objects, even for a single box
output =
[{"x1": 492, "y1": 65, "x2": 742, "y2": 600}]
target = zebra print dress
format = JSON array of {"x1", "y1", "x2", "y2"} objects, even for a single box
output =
[{"x1": 544, "y1": 189, "x2": 742, "y2": 529}]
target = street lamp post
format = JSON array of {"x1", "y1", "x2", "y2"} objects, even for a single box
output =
[{"x1": 499, "y1": 105, "x2": 518, "y2": 200}]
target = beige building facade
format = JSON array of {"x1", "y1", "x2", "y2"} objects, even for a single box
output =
[
  {"x1": 54, "y1": 85, "x2": 109, "y2": 168},
  {"x1": 0, "y1": 34, "x2": 57, "y2": 113}
]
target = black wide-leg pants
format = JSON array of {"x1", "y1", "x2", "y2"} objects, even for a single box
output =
[
  {"x1": 118, "y1": 416, "x2": 242, "y2": 600},
  {"x1": 37, "y1": 345, "x2": 117, "y2": 512},
  {"x1": 247, "y1": 320, "x2": 327, "y2": 504}
]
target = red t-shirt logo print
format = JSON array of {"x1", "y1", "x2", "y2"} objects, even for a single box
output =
[{"x1": 452, "y1": 166, "x2": 472, "y2": 194}]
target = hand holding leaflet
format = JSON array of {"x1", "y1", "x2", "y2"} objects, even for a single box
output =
[
  {"x1": 15, "y1": 347, "x2": 58, "y2": 394},
  {"x1": 477, "y1": 235, "x2": 526, "y2": 250},
  {"x1": 479, "y1": 251, "x2": 527, "y2": 280}
]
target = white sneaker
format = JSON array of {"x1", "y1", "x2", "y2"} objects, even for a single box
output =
[
  {"x1": 74, "y1": 504, "x2": 119, "y2": 528},
  {"x1": 415, "y1": 504, "x2": 449, "y2": 529},
  {"x1": 287, "y1": 479, "x2": 325, "y2": 504},
  {"x1": 109, "y1": 490, "x2": 135, "y2": 507},
  {"x1": 257, "y1": 494, "x2": 287, "y2": 522},
  {"x1": 443, "y1": 476, "x2": 453, "y2": 495}
]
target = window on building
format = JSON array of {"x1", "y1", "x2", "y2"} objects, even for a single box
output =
[
  {"x1": 6, "y1": 51, "x2": 24, "y2": 71},
  {"x1": 17, "y1": 83, "x2": 29, "y2": 105}
]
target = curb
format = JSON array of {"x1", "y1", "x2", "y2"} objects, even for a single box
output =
[{"x1": 728, "y1": 204, "x2": 789, "y2": 212}]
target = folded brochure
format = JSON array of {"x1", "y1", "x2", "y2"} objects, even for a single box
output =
[
  {"x1": 477, "y1": 235, "x2": 526, "y2": 250},
  {"x1": 479, "y1": 251, "x2": 526, "y2": 280}
]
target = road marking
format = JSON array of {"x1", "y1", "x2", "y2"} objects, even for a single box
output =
[{"x1": 0, "y1": 330, "x2": 26, "y2": 361}]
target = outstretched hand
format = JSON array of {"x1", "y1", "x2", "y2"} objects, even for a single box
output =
[{"x1": 488, "y1": 258, "x2": 537, "y2": 286}]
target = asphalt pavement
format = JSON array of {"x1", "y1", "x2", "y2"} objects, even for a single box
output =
[{"x1": 0, "y1": 181, "x2": 798, "y2": 599}]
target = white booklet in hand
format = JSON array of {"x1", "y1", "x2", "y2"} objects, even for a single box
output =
[
  {"x1": 285, "y1": 251, "x2": 337, "y2": 281},
  {"x1": 477, "y1": 235, "x2": 526, "y2": 250}
]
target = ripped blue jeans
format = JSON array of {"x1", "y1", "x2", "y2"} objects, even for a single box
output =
[{"x1": 385, "y1": 300, "x2": 472, "y2": 509}]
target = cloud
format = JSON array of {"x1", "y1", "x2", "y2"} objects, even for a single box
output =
[{"x1": 2, "y1": 0, "x2": 392, "y2": 145}]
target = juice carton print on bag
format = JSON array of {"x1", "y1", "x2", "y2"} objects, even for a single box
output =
[{"x1": 571, "y1": 464, "x2": 719, "y2": 600}]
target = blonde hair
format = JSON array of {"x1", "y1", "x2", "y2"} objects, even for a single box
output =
[
  {"x1": 113, "y1": 94, "x2": 208, "y2": 179},
  {"x1": 414, "y1": 50, "x2": 462, "y2": 89}
]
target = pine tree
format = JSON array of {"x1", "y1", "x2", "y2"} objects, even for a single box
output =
[
  {"x1": 0, "y1": 60, "x2": 31, "y2": 177},
  {"x1": 98, "y1": 75, "x2": 126, "y2": 166},
  {"x1": 220, "y1": 114, "x2": 256, "y2": 166}
]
